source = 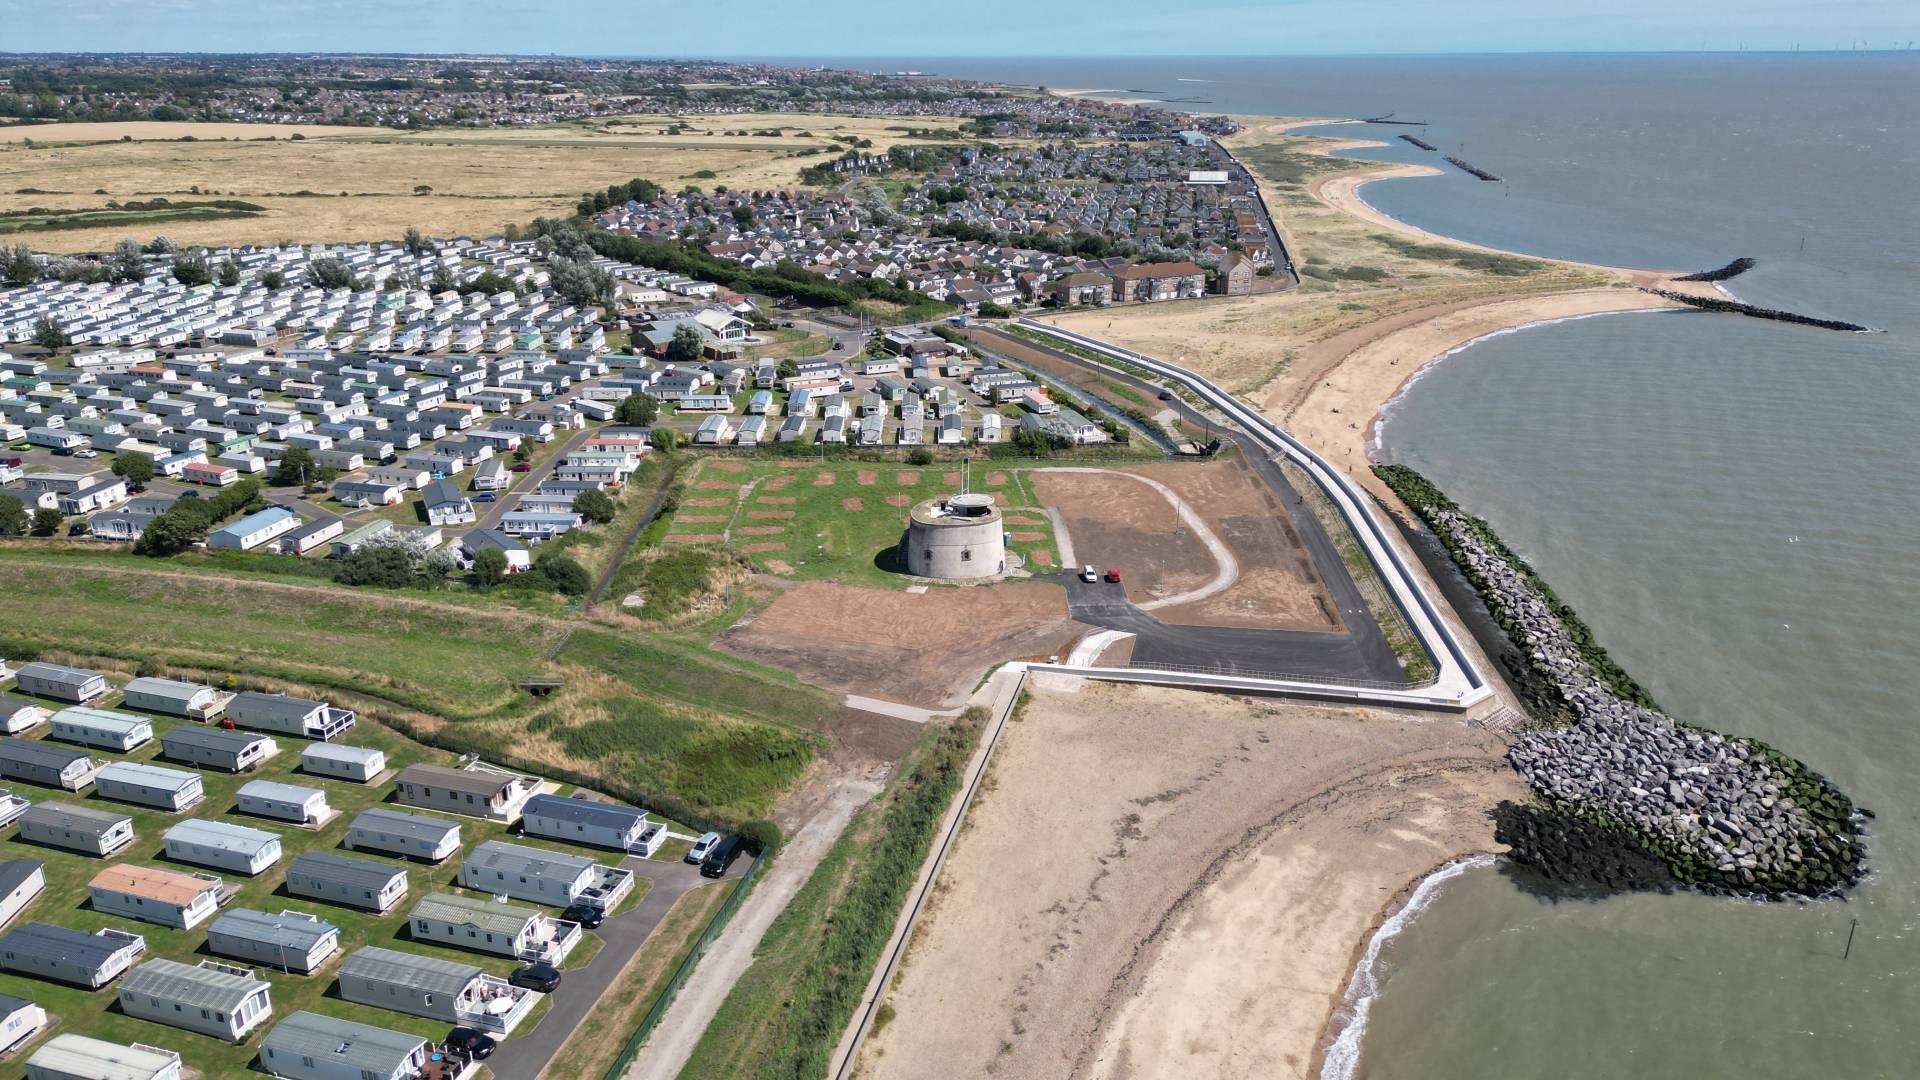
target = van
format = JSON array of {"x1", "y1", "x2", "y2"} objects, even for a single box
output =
[
  {"x1": 1080, "y1": 564, "x2": 1097, "y2": 583},
  {"x1": 700, "y1": 834, "x2": 743, "y2": 879}
]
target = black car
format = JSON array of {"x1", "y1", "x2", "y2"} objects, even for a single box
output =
[
  {"x1": 445, "y1": 1027, "x2": 498, "y2": 1060},
  {"x1": 510, "y1": 962, "x2": 562, "y2": 993},
  {"x1": 1157, "y1": 390, "x2": 1173, "y2": 401},
  {"x1": 562, "y1": 902, "x2": 604, "y2": 929},
  {"x1": 700, "y1": 834, "x2": 744, "y2": 879}
]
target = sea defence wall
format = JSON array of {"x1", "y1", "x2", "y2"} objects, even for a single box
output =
[
  {"x1": 1444, "y1": 156, "x2": 1501, "y2": 181},
  {"x1": 1676, "y1": 257, "x2": 1757, "y2": 282},
  {"x1": 1644, "y1": 287, "x2": 1873, "y2": 333},
  {"x1": 1374, "y1": 463, "x2": 1866, "y2": 898},
  {"x1": 1399, "y1": 134, "x2": 1438, "y2": 151}
]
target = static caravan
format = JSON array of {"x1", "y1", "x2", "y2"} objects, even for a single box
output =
[
  {"x1": 93, "y1": 761, "x2": 205, "y2": 812},
  {"x1": 163, "y1": 819, "x2": 282, "y2": 876},
  {"x1": 458, "y1": 839, "x2": 634, "y2": 911},
  {"x1": 226, "y1": 690, "x2": 356, "y2": 741},
  {"x1": 336, "y1": 946, "x2": 538, "y2": 1036},
  {"x1": 206, "y1": 908, "x2": 340, "y2": 975},
  {"x1": 0, "y1": 922, "x2": 147, "y2": 987},
  {"x1": 117, "y1": 958, "x2": 272, "y2": 1042},
  {"x1": 24, "y1": 1035, "x2": 181, "y2": 1080},
  {"x1": 88, "y1": 864, "x2": 224, "y2": 930},
  {"x1": 161, "y1": 726, "x2": 274, "y2": 772},
  {"x1": 0, "y1": 788, "x2": 26, "y2": 831},
  {"x1": 49, "y1": 706, "x2": 153, "y2": 752},
  {"x1": 0, "y1": 694, "x2": 51, "y2": 735},
  {"x1": 121, "y1": 676, "x2": 226, "y2": 720},
  {"x1": 409, "y1": 891, "x2": 580, "y2": 964},
  {"x1": 19, "y1": 803, "x2": 134, "y2": 857},
  {"x1": 343, "y1": 808, "x2": 461, "y2": 863},
  {"x1": 522, "y1": 793, "x2": 660, "y2": 854},
  {"x1": 236, "y1": 780, "x2": 329, "y2": 825},
  {"x1": 392, "y1": 762, "x2": 535, "y2": 822},
  {"x1": 259, "y1": 1010, "x2": 428, "y2": 1080},
  {"x1": 12, "y1": 662, "x2": 109, "y2": 704},
  {"x1": 299, "y1": 742, "x2": 384, "y2": 783},
  {"x1": 283, "y1": 852, "x2": 407, "y2": 914},
  {"x1": 0, "y1": 859, "x2": 46, "y2": 929},
  {"x1": 0, "y1": 738, "x2": 99, "y2": 791},
  {"x1": 0, "y1": 993, "x2": 46, "y2": 1055}
]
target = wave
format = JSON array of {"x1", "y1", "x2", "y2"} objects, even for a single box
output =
[{"x1": 1319, "y1": 855, "x2": 1495, "y2": 1080}]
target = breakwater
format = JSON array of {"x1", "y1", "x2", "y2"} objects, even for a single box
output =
[
  {"x1": 1399, "y1": 134, "x2": 1437, "y2": 151},
  {"x1": 1443, "y1": 156, "x2": 1501, "y2": 181},
  {"x1": 1645, "y1": 288, "x2": 1874, "y2": 333},
  {"x1": 1375, "y1": 463, "x2": 1866, "y2": 898},
  {"x1": 1676, "y1": 257, "x2": 1757, "y2": 282}
]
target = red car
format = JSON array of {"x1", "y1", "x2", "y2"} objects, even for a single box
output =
[
  {"x1": 510, "y1": 462, "x2": 533, "y2": 473},
  {"x1": 1103, "y1": 569, "x2": 1122, "y2": 583}
]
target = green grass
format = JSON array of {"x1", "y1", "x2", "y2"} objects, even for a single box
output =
[
  {"x1": 0, "y1": 205, "x2": 262, "y2": 235},
  {"x1": 1369, "y1": 233, "x2": 1547, "y2": 276}
]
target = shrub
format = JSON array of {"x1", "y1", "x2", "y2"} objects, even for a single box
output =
[
  {"x1": 739, "y1": 818, "x2": 783, "y2": 856},
  {"x1": 905, "y1": 446, "x2": 934, "y2": 467},
  {"x1": 335, "y1": 544, "x2": 415, "y2": 587}
]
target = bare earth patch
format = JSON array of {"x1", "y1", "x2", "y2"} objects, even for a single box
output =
[
  {"x1": 856, "y1": 471, "x2": 878, "y2": 486},
  {"x1": 683, "y1": 497, "x2": 731, "y2": 508},
  {"x1": 696, "y1": 480, "x2": 743, "y2": 492},
  {"x1": 1032, "y1": 470, "x2": 1214, "y2": 604},
  {"x1": 665, "y1": 533, "x2": 723, "y2": 544},
  {"x1": 895, "y1": 471, "x2": 921, "y2": 485},
  {"x1": 742, "y1": 542, "x2": 787, "y2": 553},
  {"x1": 814, "y1": 471, "x2": 838, "y2": 487},
  {"x1": 763, "y1": 475, "x2": 795, "y2": 490},
  {"x1": 736, "y1": 525, "x2": 785, "y2": 536},
  {"x1": 1003, "y1": 515, "x2": 1047, "y2": 527},
  {"x1": 746, "y1": 510, "x2": 795, "y2": 520},
  {"x1": 707, "y1": 460, "x2": 748, "y2": 472},
  {"x1": 756, "y1": 495, "x2": 797, "y2": 505},
  {"x1": 943, "y1": 471, "x2": 963, "y2": 485},
  {"x1": 842, "y1": 498, "x2": 865, "y2": 512},
  {"x1": 986, "y1": 471, "x2": 1008, "y2": 486},
  {"x1": 1029, "y1": 550, "x2": 1055, "y2": 568},
  {"x1": 765, "y1": 560, "x2": 795, "y2": 574},
  {"x1": 675, "y1": 514, "x2": 727, "y2": 524},
  {"x1": 885, "y1": 494, "x2": 912, "y2": 508},
  {"x1": 1009, "y1": 531, "x2": 1047, "y2": 542}
]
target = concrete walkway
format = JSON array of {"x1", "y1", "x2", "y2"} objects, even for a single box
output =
[
  {"x1": 1032, "y1": 466, "x2": 1241, "y2": 611},
  {"x1": 843, "y1": 694, "x2": 959, "y2": 724}
]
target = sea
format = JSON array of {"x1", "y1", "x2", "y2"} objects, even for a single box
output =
[{"x1": 776, "y1": 53, "x2": 1920, "y2": 1077}]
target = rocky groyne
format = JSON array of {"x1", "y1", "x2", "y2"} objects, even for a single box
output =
[
  {"x1": 1444, "y1": 156, "x2": 1501, "y2": 181},
  {"x1": 1646, "y1": 288, "x2": 1875, "y2": 333},
  {"x1": 1676, "y1": 257, "x2": 1757, "y2": 282},
  {"x1": 1376, "y1": 463, "x2": 1866, "y2": 898},
  {"x1": 1399, "y1": 134, "x2": 1438, "y2": 151}
]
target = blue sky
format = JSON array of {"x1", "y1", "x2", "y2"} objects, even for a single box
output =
[{"x1": 2, "y1": 0, "x2": 1916, "y2": 55}]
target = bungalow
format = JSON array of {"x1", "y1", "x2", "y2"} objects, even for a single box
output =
[
  {"x1": 471, "y1": 457, "x2": 508, "y2": 492},
  {"x1": 236, "y1": 780, "x2": 330, "y2": 826},
  {"x1": 94, "y1": 761, "x2": 204, "y2": 812},
  {"x1": 206, "y1": 909, "x2": 340, "y2": 975},
  {"x1": 162, "y1": 726, "x2": 275, "y2": 772},
  {"x1": 181, "y1": 461, "x2": 239, "y2": 487},
  {"x1": 409, "y1": 891, "x2": 580, "y2": 964},
  {"x1": 0, "y1": 993, "x2": 45, "y2": 1055},
  {"x1": 283, "y1": 852, "x2": 407, "y2": 914},
  {"x1": 121, "y1": 676, "x2": 227, "y2": 720},
  {"x1": 0, "y1": 738, "x2": 99, "y2": 791},
  {"x1": 0, "y1": 922, "x2": 147, "y2": 987},
  {"x1": 50, "y1": 707, "x2": 152, "y2": 752},
  {"x1": 392, "y1": 763, "x2": 536, "y2": 822},
  {"x1": 117, "y1": 958, "x2": 272, "y2": 1042},
  {"x1": 336, "y1": 946, "x2": 539, "y2": 1035},
  {"x1": 329, "y1": 478, "x2": 405, "y2": 507},
  {"x1": 24, "y1": 1036, "x2": 179, "y2": 1080},
  {"x1": 522, "y1": 793, "x2": 663, "y2": 855},
  {"x1": 458, "y1": 839, "x2": 634, "y2": 910},
  {"x1": 420, "y1": 479, "x2": 475, "y2": 526},
  {"x1": 259, "y1": 1011, "x2": 428, "y2": 1080},
  {"x1": 0, "y1": 694, "x2": 50, "y2": 735},
  {"x1": 0, "y1": 859, "x2": 45, "y2": 930},
  {"x1": 274, "y1": 516, "x2": 345, "y2": 556},
  {"x1": 226, "y1": 691, "x2": 356, "y2": 741},
  {"x1": 163, "y1": 819, "x2": 282, "y2": 876},
  {"x1": 88, "y1": 864, "x2": 224, "y2": 930},
  {"x1": 344, "y1": 808, "x2": 461, "y2": 863},
  {"x1": 458, "y1": 528, "x2": 531, "y2": 573},
  {"x1": 12, "y1": 661, "x2": 109, "y2": 704},
  {"x1": 208, "y1": 505, "x2": 301, "y2": 551}
]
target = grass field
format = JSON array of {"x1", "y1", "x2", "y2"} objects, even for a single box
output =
[{"x1": 0, "y1": 672, "x2": 664, "y2": 1079}]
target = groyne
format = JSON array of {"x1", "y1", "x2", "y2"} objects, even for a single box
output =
[
  {"x1": 1644, "y1": 288, "x2": 1874, "y2": 333},
  {"x1": 1676, "y1": 257, "x2": 1757, "y2": 282},
  {"x1": 1374, "y1": 464, "x2": 1866, "y2": 899},
  {"x1": 1399, "y1": 134, "x2": 1437, "y2": 151},
  {"x1": 1444, "y1": 156, "x2": 1501, "y2": 181}
]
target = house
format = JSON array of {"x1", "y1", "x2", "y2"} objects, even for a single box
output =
[
  {"x1": 236, "y1": 780, "x2": 330, "y2": 825},
  {"x1": 12, "y1": 662, "x2": 109, "y2": 704},
  {"x1": 23, "y1": 1035, "x2": 180, "y2": 1080},
  {"x1": 276, "y1": 515, "x2": 346, "y2": 556},
  {"x1": 117, "y1": 958, "x2": 272, "y2": 1042},
  {"x1": 260, "y1": 1011, "x2": 429, "y2": 1080},
  {"x1": 0, "y1": 859, "x2": 45, "y2": 929},
  {"x1": 457, "y1": 528, "x2": 531, "y2": 574},
  {"x1": 336, "y1": 946, "x2": 539, "y2": 1035},
  {"x1": 50, "y1": 706, "x2": 152, "y2": 752},
  {"x1": 88, "y1": 864, "x2": 224, "y2": 930},
  {"x1": 161, "y1": 726, "x2": 275, "y2": 772},
  {"x1": 94, "y1": 761, "x2": 205, "y2": 812},
  {"x1": 1216, "y1": 250, "x2": 1256, "y2": 295},
  {"x1": 472, "y1": 457, "x2": 509, "y2": 491},
  {"x1": 1110, "y1": 260, "x2": 1208, "y2": 302},
  {"x1": 421, "y1": 479, "x2": 475, "y2": 526},
  {"x1": 207, "y1": 505, "x2": 301, "y2": 551},
  {"x1": 0, "y1": 993, "x2": 45, "y2": 1055},
  {"x1": 121, "y1": 676, "x2": 228, "y2": 720},
  {"x1": 392, "y1": 763, "x2": 536, "y2": 822},
  {"x1": 0, "y1": 922, "x2": 147, "y2": 987},
  {"x1": 283, "y1": 852, "x2": 407, "y2": 913},
  {"x1": 0, "y1": 738, "x2": 100, "y2": 791},
  {"x1": 19, "y1": 803, "x2": 134, "y2": 856},
  {"x1": 206, "y1": 909, "x2": 340, "y2": 975},
  {"x1": 163, "y1": 819, "x2": 282, "y2": 876},
  {"x1": 458, "y1": 839, "x2": 634, "y2": 910},
  {"x1": 522, "y1": 793, "x2": 663, "y2": 855},
  {"x1": 344, "y1": 808, "x2": 461, "y2": 863},
  {"x1": 300, "y1": 742, "x2": 385, "y2": 783},
  {"x1": 226, "y1": 691, "x2": 356, "y2": 741},
  {"x1": 0, "y1": 694, "x2": 50, "y2": 735}
]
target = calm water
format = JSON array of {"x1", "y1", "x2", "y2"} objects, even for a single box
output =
[{"x1": 812, "y1": 54, "x2": 1920, "y2": 1077}]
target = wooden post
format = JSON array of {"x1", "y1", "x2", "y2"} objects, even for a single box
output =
[{"x1": 1843, "y1": 918, "x2": 1858, "y2": 960}]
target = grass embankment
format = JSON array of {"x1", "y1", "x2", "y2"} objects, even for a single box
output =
[
  {"x1": 0, "y1": 200, "x2": 264, "y2": 235},
  {"x1": 675, "y1": 707, "x2": 987, "y2": 1079}
]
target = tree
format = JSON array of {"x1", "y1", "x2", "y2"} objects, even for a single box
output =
[
  {"x1": 613, "y1": 393, "x2": 657, "y2": 427},
  {"x1": 132, "y1": 512, "x2": 201, "y2": 555},
  {"x1": 428, "y1": 265, "x2": 458, "y2": 294},
  {"x1": 2, "y1": 244, "x2": 41, "y2": 288},
  {"x1": 573, "y1": 489, "x2": 617, "y2": 524},
  {"x1": 144, "y1": 234, "x2": 177, "y2": 255},
  {"x1": 111, "y1": 453, "x2": 154, "y2": 488},
  {"x1": 776, "y1": 358, "x2": 799, "y2": 379},
  {"x1": 665, "y1": 324, "x2": 704, "y2": 364},
  {"x1": 975, "y1": 301, "x2": 1014, "y2": 319},
  {"x1": 29, "y1": 509, "x2": 63, "y2": 537},
  {"x1": 471, "y1": 547, "x2": 508, "y2": 589},
  {"x1": 259, "y1": 268, "x2": 285, "y2": 290},
  {"x1": 308, "y1": 257, "x2": 356, "y2": 290},
  {"x1": 31, "y1": 317, "x2": 65, "y2": 351},
  {"x1": 271, "y1": 447, "x2": 324, "y2": 487},
  {"x1": 110, "y1": 238, "x2": 146, "y2": 283},
  {"x1": 336, "y1": 544, "x2": 416, "y2": 588},
  {"x1": 171, "y1": 250, "x2": 212, "y2": 286},
  {"x1": 0, "y1": 495, "x2": 27, "y2": 537},
  {"x1": 649, "y1": 426, "x2": 679, "y2": 454},
  {"x1": 730, "y1": 204, "x2": 755, "y2": 230},
  {"x1": 906, "y1": 446, "x2": 934, "y2": 467},
  {"x1": 402, "y1": 226, "x2": 434, "y2": 256},
  {"x1": 535, "y1": 552, "x2": 590, "y2": 596},
  {"x1": 216, "y1": 258, "x2": 241, "y2": 287}
]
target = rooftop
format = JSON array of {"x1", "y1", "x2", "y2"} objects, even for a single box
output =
[{"x1": 91, "y1": 864, "x2": 221, "y2": 907}]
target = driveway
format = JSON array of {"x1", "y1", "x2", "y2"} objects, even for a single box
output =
[{"x1": 475, "y1": 426, "x2": 593, "y2": 531}]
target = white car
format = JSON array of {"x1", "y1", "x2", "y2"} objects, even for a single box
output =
[
  {"x1": 1080, "y1": 564, "x2": 1098, "y2": 583},
  {"x1": 686, "y1": 831, "x2": 721, "y2": 864},
  {"x1": 71, "y1": 448, "x2": 98, "y2": 459}
]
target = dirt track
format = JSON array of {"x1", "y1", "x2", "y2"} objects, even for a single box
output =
[{"x1": 1031, "y1": 470, "x2": 1217, "y2": 604}]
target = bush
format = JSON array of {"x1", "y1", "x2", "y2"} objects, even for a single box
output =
[
  {"x1": 536, "y1": 551, "x2": 591, "y2": 596},
  {"x1": 29, "y1": 509, "x2": 63, "y2": 536},
  {"x1": 335, "y1": 544, "x2": 415, "y2": 587},
  {"x1": 905, "y1": 446, "x2": 934, "y2": 467},
  {"x1": 573, "y1": 489, "x2": 617, "y2": 524},
  {"x1": 739, "y1": 818, "x2": 783, "y2": 856}
]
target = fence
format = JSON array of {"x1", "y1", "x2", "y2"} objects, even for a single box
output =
[{"x1": 1125, "y1": 659, "x2": 1439, "y2": 692}]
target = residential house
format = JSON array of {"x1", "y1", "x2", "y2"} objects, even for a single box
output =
[
  {"x1": 0, "y1": 922, "x2": 147, "y2": 987},
  {"x1": 1110, "y1": 260, "x2": 1207, "y2": 302},
  {"x1": 392, "y1": 763, "x2": 536, "y2": 822},
  {"x1": 1216, "y1": 250, "x2": 1256, "y2": 295},
  {"x1": 236, "y1": 780, "x2": 330, "y2": 825},
  {"x1": 117, "y1": 958, "x2": 273, "y2": 1042},
  {"x1": 226, "y1": 691, "x2": 356, "y2": 741},
  {"x1": 408, "y1": 891, "x2": 580, "y2": 964},
  {"x1": 457, "y1": 528, "x2": 531, "y2": 573},
  {"x1": 19, "y1": 803, "x2": 134, "y2": 856},
  {"x1": 343, "y1": 808, "x2": 461, "y2": 863},
  {"x1": 421, "y1": 479, "x2": 475, "y2": 526},
  {"x1": 259, "y1": 1011, "x2": 428, "y2": 1080},
  {"x1": 299, "y1": 743, "x2": 385, "y2": 783},
  {"x1": 94, "y1": 761, "x2": 204, "y2": 813},
  {"x1": 206, "y1": 909, "x2": 340, "y2": 975},
  {"x1": 457, "y1": 839, "x2": 634, "y2": 910},
  {"x1": 162, "y1": 819, "x2": 282, "y2": 876},
  {"x1": 283, "y1": 852, "x2": 406, "y2": 913},
  {"x1": 88, "y1": 864, "x2": 224, "y2": 930},
  {"x1": 161, "y1": 727, "x2": 275, "y2": 772},
  {"x1": 336, "y1": 946, "x2": 538, "y2": 1035}
]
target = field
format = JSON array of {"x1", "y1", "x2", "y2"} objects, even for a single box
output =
[
  {"x1": 0, "y1": 113, "x2": 985, "y2": 251},
  {"x1": 0, "y1": 672, "x2": 671, "y2": 1079}
]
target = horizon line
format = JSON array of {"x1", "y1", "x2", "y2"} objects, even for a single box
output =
[{"x1": 0, "y1": 48, "x2": 1915, "y2": 60}]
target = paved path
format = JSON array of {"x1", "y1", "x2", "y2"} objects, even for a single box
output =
[
  {"x1": 476, "y1": 426, "x2": 594, "y2": 531},
  {"x1": 1032, "y1": 466, "x2": 1240, "y2": 611},
  {"x1": 622, "y1": 775, "x2": 885, "y2": 1080},
  {"x1": 487, "y1": 858, "x2": 707, "y2": 1080},
  {"x1": 843, "y1": 694, "x2": 957, "y2": 724}
]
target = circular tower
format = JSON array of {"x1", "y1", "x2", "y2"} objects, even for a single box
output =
[{"x1": 904, "y1": 492, "x2": 1006, "y2": 580}]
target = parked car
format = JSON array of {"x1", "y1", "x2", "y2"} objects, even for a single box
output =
[
  {"x1": 831, "y1": 341, "x2": 844, "y2": 351},
  {"x1": 1104, "y1": 568, "x2": 1122, "y2": 583},
  {"x1": 510, "y1": 962, "x2": 562, "y2": 993},
  {"x1": 472, "y1": 492, "x2": 497, "y2": 503},
  {"x1": 444, "y1": 1027, "x2": 498, "y2": 1060},
  {"x1": 0, "y1": 457, "x2": 21, "y2": 467},
  {"x1": 510, "y1": 462, "x2": 532, "y2": 472},
  {"x1": 1157, "y1": 390, "x2": 1173, "y2": 401},
  {"x1": 686, "y1": 831, "x2": 721, "y2": 864},
  {"x1": 780, "y1": 321, "x2": 796, "y2": 328},
  {"x1": 71, "y1": 448, "x2": 98, "y2": 458},
  {"x1": 701, "y1": 834, "x2": 744, "y2": 879},
  {"x1": 1080, "y1": 564, "x2": 1098, "y2": 583},
  {"x1": 562, "y1": 902, "x2": 604, "y2": 929}
]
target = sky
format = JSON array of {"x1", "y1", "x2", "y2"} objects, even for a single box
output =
[{"x1": 1, "y1": 0, "x2": 1917, "y2": 56}]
